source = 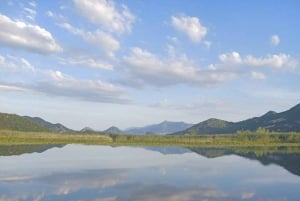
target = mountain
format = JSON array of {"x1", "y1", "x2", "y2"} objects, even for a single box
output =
[
  {"x1": 175, "y1": 103, "x2": 300, "y2": 135},
  {"x1": 103, "y1": 126, "x2": 123, "y2": 134},
  {"x1": 25, "y1": 116, "x2": 73, "y2": 133},
  {"x1": 0, "y1": 113, "x2": 49, "y2": 132},
  {"x1": 125, "y1": 121, "x2": 194, "y2": 135},
  {"x1": 176, "y1": 118, "x2": 234, "y2": 135},
  {"x1": 80, "y1": 127, "x2": 95, "y2": 133}
]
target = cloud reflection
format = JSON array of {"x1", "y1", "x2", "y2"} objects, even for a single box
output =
[
  {"x1": 124, "y1": 184, "x2": 231, "y2": 201},
  {"x1": 0, "y1": 169, "x2": 127, "y2": 201},
  {"x1": 1, "y1": 145, "x2": 300, "y2": 201}
]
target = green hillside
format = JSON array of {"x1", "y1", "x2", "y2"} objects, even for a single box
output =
[
  {"x1": 176, "y1": 103, "x2": 300, "y2": 135},
  {"x1": 25, "y1": 116, "x2": 73, "y2": 133},
  {"x1": 0, "y1": 113, "x2": 49, "y2": 132},
  {"x1": 177, "y1": 118, "x2": 234, "y2": 135}
]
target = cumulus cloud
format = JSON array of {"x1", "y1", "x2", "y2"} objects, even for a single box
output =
[
  {"x1": 121, "y1": 48, "x2": 298, "y2": 88},
  {"x1": 171, "y1": 14, "x2": 207, "y2": 43},
  {"x1": 60, "y1": 22, "x2": 120, "y2": 57},
  {"x1": 244, "y1": 54, "x2": 297, "y2": 69},
  {"x1": 219, "y1": 51, "x2": 242, "y2": 64},
  {"x1": 0, "y1": 14, "x2": 62, "y2": 54},
  {"x1": 270, "y1": 35, "x2": 280, "y2": 46},
  {"x1": 73, "y1": 0, "x2": 135, "y2": 34},
  {"x1": 220, "y1": 51, "x2": 298, "y2": 70},
  {"x1": 122, "y1": 47, "x2": 236, "y2": 87}
]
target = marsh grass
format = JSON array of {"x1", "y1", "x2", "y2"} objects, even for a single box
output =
[
  {"x1": 0, "y1": 130, "x2": 112, "y2": 145},
  {"x1": 1, "y1": 130, "x2": 300, "y2": 147}
]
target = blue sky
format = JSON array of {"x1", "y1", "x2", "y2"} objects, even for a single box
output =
[{"x1": 0, "y1": 0, "x2": 299, "y2": 130}]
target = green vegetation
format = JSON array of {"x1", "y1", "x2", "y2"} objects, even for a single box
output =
[
  {"x1": 25, "y1": 116, "x2": 74, "y2": 133},
  {"x1": 1, "y1": 129, "x2": 300, "y2": 147},
  {"x1": 176, "y1": 103, "x2": 300, "y2": 135},
  {"x1": 0, "y1": 113, "x2": 49, "y2": 132},
  {"x1": 0, "y1": 130, "x2": 112, "y2": 145}
]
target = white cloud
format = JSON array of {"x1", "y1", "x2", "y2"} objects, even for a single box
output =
[
  {"x1": 1, "y1": 69, "x2": 130, "y2": 103},
  {"x1": 251, "y1": 71, "x2": 266, "y2": 80},
  {"x1": 32, "y1": 70, "x2": 130, "y2": 103},
  {"x1": 24, "y1": 7, "x2": 36, "y2": 21},
  {"x1": 84, "y1": 30, "x2": 120, "y2": 58},
  {"x1": 0, "y1": 84, "x2": 27, "y2": 92},
  {"x1": 244, "y1": 53, "x2": 297, "y2": 69},
  {"x1": 47, "y1": 11, "x2": 54, "y2": 17},
  {"x1": 60, "y1": 23, "x2": 120, "y2": 57},
  {"x1": 60, "y1": 56, "x2": 114, "y2": 70},
  {"x1": 0, "y1": 54, "x2": 128, "y2": 103},
  {"x1": 219, "y1": 51, "x2": 242, "y2": 64},
  {"x1": 73, "y1": 0, "x2": 135, "y2": 34},
  {"x1": 0, "y1": 55, "x2": 4, "y2": 64},
  {"x1": 20, "y1": 58, "x2": 35, "y2": 71},
  {"x1": 167, "y1": 36, "x2": 179, "y2": 43},
  {"x1": 0, "y1": 54, "x2": 35, "y2": 72},
  {"x1": 270, "y1": 35, "x2": 280, "y2": 46},
  {"x1": 29, "y1": 1, "x2": 37, "y2": 8},
  {"x1": 0, "y1": 14, "x2": 62, "y2": 54},
  {"x1": 171, "y1": 14, "x2": 207, "y2": 43},
  {"x1": 122, "y1": 47, "x2": 235, "y2": 87},
  {"x1": 220, "y1": 51, "x2": 298, "y2": 70},
  {"x1": 46, "y1": 11, "x2": 67, "y2": 21}
]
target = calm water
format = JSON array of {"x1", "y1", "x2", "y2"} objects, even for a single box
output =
[{"x1": 0, "y1": 145, "x2": 300, "y2": 201}]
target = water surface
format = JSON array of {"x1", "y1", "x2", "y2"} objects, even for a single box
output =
[{"x1": 0, "y1": 145, "x2": 300, "y2": 201}]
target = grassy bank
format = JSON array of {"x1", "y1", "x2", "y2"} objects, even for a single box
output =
[
  {"x1": 1, "y1": 130, "x2": 300, "y2": 147},
  {"x1": 0, "y1": 130, "x2": 112, "y2": 145}
]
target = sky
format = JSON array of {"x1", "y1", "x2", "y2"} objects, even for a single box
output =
[{"x1": 0, "y1": 0, "x2": 299, "y2": 130}]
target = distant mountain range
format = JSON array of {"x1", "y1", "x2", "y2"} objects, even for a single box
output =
[
  {"x1": 0, "y1": 103, "x2": 300, "y2": 134},
  {"x1": 175, "y1": 103, "x2": 300, "y2": 135},
  {"x1": 125, "y1": 121, "x2": 194, "y2": 135}
]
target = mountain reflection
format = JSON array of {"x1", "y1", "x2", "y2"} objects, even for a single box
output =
[
  {"x1": 189, "y1": 146, "x2": 300, "y2": 177},
  {"x1": 1, "y1": 144, "x2": 300, "y2": 177},
  {"x1": 0, "y1": 144, "x2": 64, "y2": 156},
  {"x1": 1, "y1": 145, "x2": 300, "y2": 201}
]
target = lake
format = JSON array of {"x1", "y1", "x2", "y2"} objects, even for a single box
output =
[{"x1": 0, "y1": 145, "x2": 300, "y2": 201}]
